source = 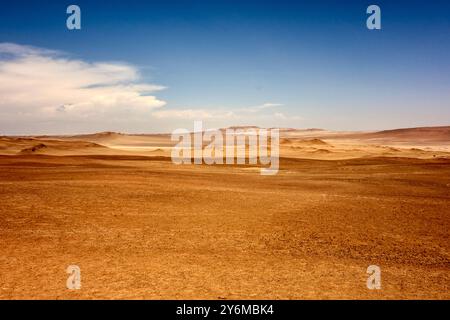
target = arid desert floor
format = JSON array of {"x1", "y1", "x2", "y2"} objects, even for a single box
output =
[{"x1": 0, "y1": 126, "x2": 449, "y2": 299}]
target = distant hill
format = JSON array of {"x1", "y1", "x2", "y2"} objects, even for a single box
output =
[
  {"x1": 0, "y1": 136, "x2": 108, "y2": 155},
  {"x1": 353, "y1": 126, "x2": 450, "y2": 143}
]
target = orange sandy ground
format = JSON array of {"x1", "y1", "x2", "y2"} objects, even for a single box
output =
[{"x1": 0, "y1": 155, "x2": 449, "y2": 299}]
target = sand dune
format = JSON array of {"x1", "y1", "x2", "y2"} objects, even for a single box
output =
[
  {"x1": 0, "y1": 137, "x2": 109, "y2": 156},
  {"x1": 19, "y1": 143, "x2": 48, "y2": 154},
  {"x1": 360, "y1": 126, "x2": 450, "y2": 142},
  {"x1": 323, "y1": 126, "x2": 450, "y2": 144},
  {"x1": 281, "y1": 138, "x2": 329, "y2": 146},
  {"x1": 2, "y1": 126, "x2": 449, "y2": 159}
]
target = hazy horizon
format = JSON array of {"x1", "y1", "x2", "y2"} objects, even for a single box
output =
[{"x1": 3, "y1": 124, "x2": 450, "y2": 137}]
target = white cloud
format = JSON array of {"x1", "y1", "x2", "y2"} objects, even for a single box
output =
[
  {"x1": 274, "y1": 112, "x2": 288, "y2": 120},
  {"x1": 236, "y1": 102, "x2": 284, "y2": 114},
  {"x1": 0, "y1": 42, "x2": 60, "y2": 57},
  {"x1": 153, "y1": 102, "x2": 284, "y2": 120},
  {"x1": 0, "y1": 43, "x2": 166, "y2": 133},
  {"x1": 260, "y1": 103, "x2": 283, "y2": 108},
  {"x1": 152, "y1": 103, "x2": 302, "y2": 129},
  {"x1": 152, "y1": 108, "x2": 236, "y2": 120}
]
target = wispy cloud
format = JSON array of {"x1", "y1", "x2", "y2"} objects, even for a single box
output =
[
  {"x1": 243, "y1": 102, "x2": 283, "y2": 113},
  {"x1": 152, "y1": 109, "x2": 236, "y2": 120},
  {"x1": 153, "y1": 102, "x2": 284, "y2": 120},
  {"x1": 259, "y1": 103, "x2": 283, "y2": 108},
  {"x1": 0, "y1": 42, "x2": 61, "y2": 57},
  {"x1": 152, "y1": 102, "x2": 302, "y2": 128}
]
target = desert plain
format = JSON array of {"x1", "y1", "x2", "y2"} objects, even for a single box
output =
[{"x1": 0, "y1": 126, "x2": 449, "y2": 299}]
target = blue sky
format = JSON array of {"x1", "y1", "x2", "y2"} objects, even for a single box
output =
[{"x1": 0, "y1": 0, "x2": 449, "y2": 134}]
